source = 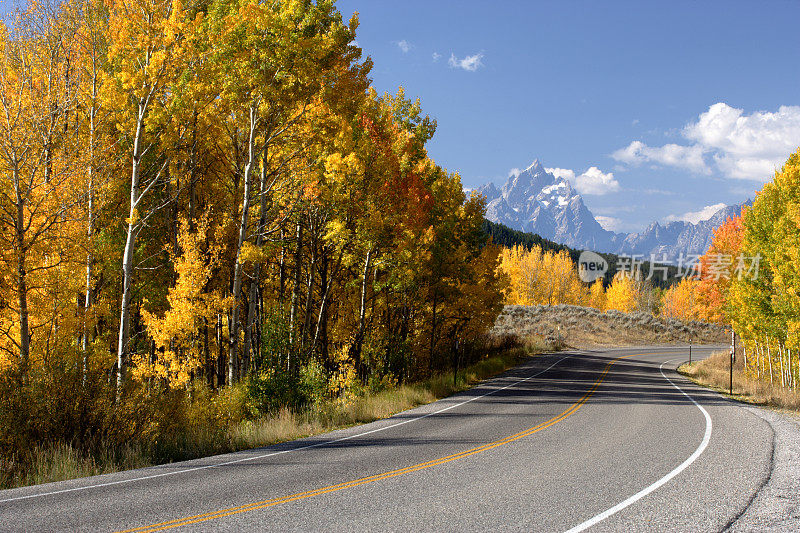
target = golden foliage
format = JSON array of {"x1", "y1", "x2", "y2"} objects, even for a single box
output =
[
  {"x1": 499, "y1": 245, "x2": 587, "y2": 306},
  {"x1": 604, "y1": 273, "x2": 638, "y2": 313}
]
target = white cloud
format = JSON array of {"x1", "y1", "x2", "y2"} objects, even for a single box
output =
[
  {"x1": 576, "y1": 167, "x2": 621, "y2": 195},
  {"x1": 665, "y1": 203, "x2": 727, "y2": 224},
  {"x1": 448, "y1": 52, "x2": 484, "y2": 72},
  {"x1": 612, "y1": 141, "x2": 709, "y2": 173},
  {"x1": 612, "y1": 103, "x2": 800, "y2": 181},
  {"x1": 547, "y1": 166, "x2": 620, "y2": 195},
  {"x1": 595, "y1": 216, "x2": 624, "y2": 232},
  {"x1": 632, "y1": 119, "x2": 639, "y2": 126},
  {"x1": 508, "y1": 167, "x2": 521, "y2": 178},
  {"x1": 684, "y1": 102, "x2": 800, "y2": 180},
  {"x1": 396, "y1": 40, "x2": 411, "y2": 53},
  {"x1": 432, "y1": 52, "x2": 441, "y2": 62},
  {"x1": 546, "y1": 167, "x2": 575, "y2": 182}
]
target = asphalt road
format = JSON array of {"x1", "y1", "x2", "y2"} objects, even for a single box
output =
[{"x1": 0, "y1": 345, "x2": 776, "y2": 532}]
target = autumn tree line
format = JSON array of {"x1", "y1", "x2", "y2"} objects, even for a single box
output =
[
  {"x1": 499, "y1": 246, "x2": 663, "y2": 313},
  {"x1": 0, "y1": 0, "x2": 508, "y2": 464},
  {"x1": 659, "y1": 150, "x2": 800, "y2": 392}
]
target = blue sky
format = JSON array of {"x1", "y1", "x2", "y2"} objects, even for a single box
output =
[
  {"x1": 337, "y1": 0, "x2": 800, "y2": 232},
  {"x1": 3, "y1": 1, "x2": 798, "y2": 232}
]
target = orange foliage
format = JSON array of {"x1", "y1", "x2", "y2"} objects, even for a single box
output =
[{"x1": 695, "y1": 215, "x2": 744, "y2": 324}]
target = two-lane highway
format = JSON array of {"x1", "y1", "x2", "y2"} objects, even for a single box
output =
[{"x1": 0, "y1": 346, "x2": 774, "y2": 532}]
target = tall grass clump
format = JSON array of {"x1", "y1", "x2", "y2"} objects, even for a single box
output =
[{"x1": 680, "y1": 351, "x2": 800, "y2": 411}]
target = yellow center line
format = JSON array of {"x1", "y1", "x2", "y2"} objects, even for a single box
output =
[{"x1": 119, "y1": 352, "x2": 645, "y2": 533}]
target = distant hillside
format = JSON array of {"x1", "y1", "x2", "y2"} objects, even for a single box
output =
[
  {"x1": 490, "y1": 305, "x2": 728, "y2": 348},
  {"x1": 482, "y1": 220, "x2": 680, "y2": 289}
]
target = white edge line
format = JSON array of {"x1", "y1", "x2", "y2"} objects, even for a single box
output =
[
  {"x1": 564, "y1": 358, "x2": 713, "y2": 533},
  {"x1": 0, "y1": 353, "x2": 574, "y2": 504}
]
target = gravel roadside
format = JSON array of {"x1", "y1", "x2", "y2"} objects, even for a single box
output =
[{"x1": 728, "y1": 407, "x2": 800, "y2": 532}]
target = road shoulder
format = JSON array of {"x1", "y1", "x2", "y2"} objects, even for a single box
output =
[{"x1": 728, "y1": 407, "x2": 800, "y2": 532}]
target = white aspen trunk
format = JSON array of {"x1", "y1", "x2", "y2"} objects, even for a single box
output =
[
  {"x1": 117, "y1": 110, "x2": 143, "y2": 393},
  {"x1": 755, "y1": 340, "x2": 760, "y2": 379},
  {"x1": 82, "y1": 69, "x2": 97, "y2": 365},
  {"x1": 245, "y1": 142, "x2": 270, "y2": 373},
  {"x1": 287, "y1": 221, "x2": 303, "y2": 367},
  {"x1": 742, "y1": 342, "x2": 747, "y2": 371},
  {"x1": 228, "y1": 105, "x2": 258, "y2": 385},
  {"x1": 116, "y1": 82, "x2": 158, "y2": 395},
  {"x1": 351, "y1": 247, "x2": 373, "y2": 374},
  {"x1": 778, "y1": 343, "x2": 786, "y2": 388},
  {"x1": 9, "y1": 158, "x2": 30, "y2": 377},
  {"x1": 767, "y1": 339, "x2": 773, "y2": 385},
  {"x1": 301, "y1": 227, "x2": 316, "y2": 350},
  {"x1": 309, "y1": 248, "x2": 341, "y2": 359}
]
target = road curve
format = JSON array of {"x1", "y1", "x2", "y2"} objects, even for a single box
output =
[{"x1": 0, "y1": 346, "x2": 775, "y2": 532}]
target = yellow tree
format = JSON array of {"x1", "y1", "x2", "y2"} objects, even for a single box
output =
[
  {"x1": 498, "y1": 245, "x2": 584, "y2": 306},
  {"x1": 139, "y1": 216, "x2": 228, "y2": 387},
  {"x1": 661, "y1": 278, "x2": 699, "y2": 322},
  {"x1": 0, "y1": 2, "x2": 82, "y2": 375},
  {"x1": 588, "y1": 278, "x2": 605, "y2": 309},
  {"x1": 728, "y1": 149, "x2": 800, "y2": 387},
  {"x1": 604, "y1": 273, "x2": 638, "y2": 313},
  {"x1": 540, "y1": 249, "x2": 585, "y2": 305},
  {"x1": 103, "y1": 0, "x2": 194, "y2": 390},
  {"x1": 695, "y1": 215, "x2": 743, "y2": 324}
]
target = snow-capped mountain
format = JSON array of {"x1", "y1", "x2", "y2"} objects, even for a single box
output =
[
  {"x1": 614, "y1": 202, "x2": 751, "y2": 259},
  {"x1": 478, "y1": 160, "x2": 749, "y2": 260},
  {"x1": 478, "y1": 160, "x2": 617, "y2": 251}
]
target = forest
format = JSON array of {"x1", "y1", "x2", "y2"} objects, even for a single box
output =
[{"x1": 0, "y1": 0, "x2": 506, "y2": 483}]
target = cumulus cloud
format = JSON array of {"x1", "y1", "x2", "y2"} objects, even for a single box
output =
[
  {"x1": 448, "y1": 52, "x2": 484, "y2": 72},
  {"x1": 432, "y1": 52, "x2": 441, "y2": 62},
  {"x1": 595, "y1": 216, "x2": 624, "y2": 232},
  {"x1": 546, "y1": 167, "x2": 576, "y2": 181},
  {"x1": 612, "y1": 141, "x2": 709, "y2": 173},
  {"x1": 612, "y1": 103, "x2": 800, "y2": 181},
  {"x1": 508, "y1": 167, "x2": 521, "y2": 178},
  {"x1": 665, "y1": 203, "x2": 727, "y2": 224},
  {"x1": 547, "y1": 166, "x2": 620, "y2": 195},
  {"x1": 684, "y1": 103, "x2": 800, "y2": 180}
]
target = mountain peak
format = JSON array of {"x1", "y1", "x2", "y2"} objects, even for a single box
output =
[
  {"x1": 484, "y1": 159, "x2": 611, "y2": 250},
  {"x1": 525, "y1": 159, "x2": 546, "y2": 174}
]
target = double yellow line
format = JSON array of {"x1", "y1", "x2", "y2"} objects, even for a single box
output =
[{"x1": 120, "y1": 352, "x2": 640, "y2": 532}]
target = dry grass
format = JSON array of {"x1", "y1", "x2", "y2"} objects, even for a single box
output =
[
  {"x1": 680, "y1": 350, "x2": 800, "y2": 411},
  {"x1": 491, "y1": 304, "x2": 727, "y2": 348},
  {"x1": 5, "y1": 338, "x2": 553, "y2": 490},
  {"x1": 2, "y1": 443, "x2": 151, "y2": 488}
]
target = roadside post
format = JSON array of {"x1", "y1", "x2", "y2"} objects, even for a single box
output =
[
  {"x1": 730, "y1": 329, "x2": 735, "y2": 395},
  {"x1": 689, "y1": 338, "x2": 692, "y2": 365}
]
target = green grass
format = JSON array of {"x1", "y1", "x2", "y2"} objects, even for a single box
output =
[{"x1": 3, "y1": 336, "x2": 554, "y2": 490}]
